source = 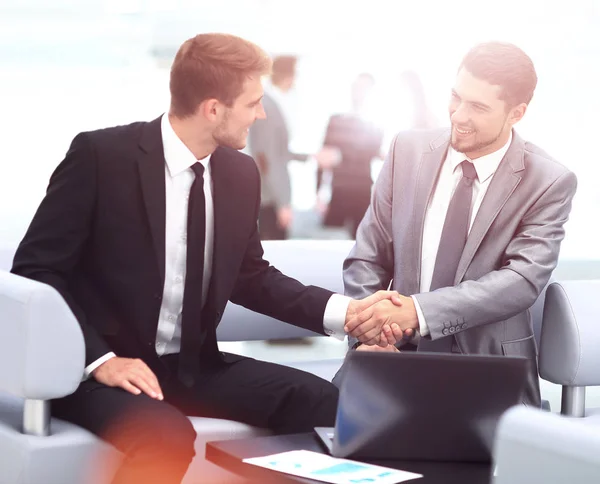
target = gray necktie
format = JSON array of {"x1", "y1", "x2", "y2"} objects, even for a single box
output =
[{"x1": 418, "y1": 160, "x2": 477, "y2": 353}]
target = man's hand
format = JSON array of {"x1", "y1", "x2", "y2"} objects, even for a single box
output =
[
  {"x1": 315, "y1": 146, "x2": 342, "y2": 170},
  {"x1": 347, "y1": 294, "x2": 418, "y2": 346},
  {"x1": 92, "y1": 357, "x2": 164, "y2": 400},
  {"x1": 345, "y1": 290, "x2": 401, "y2": 346},
  {"x1": 389, "y1": 294, "x2": 416, "y2": 342},
  {"x1": 276, "y1": 206, "x2": 293, "y2": 230},
  {"x1": 356, "y1": 342, "x2": 400, "y2": 353}
]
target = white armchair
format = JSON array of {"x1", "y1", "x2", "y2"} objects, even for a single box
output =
[{"x1": 0, "y1": 240, "x2": 352, "y2": 484}]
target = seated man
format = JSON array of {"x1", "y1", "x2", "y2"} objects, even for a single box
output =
[
  {"x1": 335, "y1": 41, "x2": 577, "y2": 408},
  {"x1": 11, "y1": 33, "x2": 395, "y2": 484}
]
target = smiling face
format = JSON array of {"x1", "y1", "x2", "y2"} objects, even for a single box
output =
[
  {"x1": 449, "y1": 67, "x2": 525, "y2": 159},
  {"x1": 213, "y1": 75, "x2": 266, "y2": 150}
]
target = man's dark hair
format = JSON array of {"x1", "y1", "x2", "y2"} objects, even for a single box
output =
[{"x1": 459, "y1": 41, "x2": 537, "y2": 107}]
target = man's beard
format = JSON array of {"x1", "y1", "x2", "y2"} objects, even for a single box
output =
[
  {"x1": 451, "y1": 118, "x2": 507, "y2": 155},
  {"x1": 451, "y1": 130, "x2": 501, "y2": 154},
  {"x1": 213, "y1": 117, "x2": 245, "y2": 150}
]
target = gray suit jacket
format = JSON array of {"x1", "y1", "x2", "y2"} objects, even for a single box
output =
[
  {"x1": 248, "y1": 93, "x2": 294, "y2": 209},
  {"x1": 344, "y1": 128, "x2": 577, "y2": 406}
]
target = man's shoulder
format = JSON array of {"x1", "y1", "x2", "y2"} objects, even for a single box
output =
[
  {"x1": 522, "y1": 139, "x2": 573, "y2": 178},
  {"x1": 79, "y1": 119, "x2": 148, "y2": 142},
  {"x1": 391, "y1": 127, "x2": 450, "y2": 152},
  {"x1": 215, "y1": 146, "x2": 259, "y2": 175},
  {"x1": 394, "y1": 127, "x2": 449, "y2": 143}
]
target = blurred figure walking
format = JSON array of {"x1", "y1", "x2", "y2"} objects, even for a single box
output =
[
  {"x1": 316, "y1": 73, "x2": 383, "y2": 239},
  {"x1": 249, "y1": 55, "x2": 308, "y2": 240}
]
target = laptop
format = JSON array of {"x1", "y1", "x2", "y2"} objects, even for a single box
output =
[{"x1": 316, "y1": 350, "x2": 529, "y2": 462}]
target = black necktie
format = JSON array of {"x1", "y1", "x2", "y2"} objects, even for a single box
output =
[
  {"x1": 418, "y1": 160, "x2": 477, "y2": 353},
  {"x1": 178, "y1": 162, "x2": 206, "y2": 386}
]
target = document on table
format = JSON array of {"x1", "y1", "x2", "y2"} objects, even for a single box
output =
[{"x1": 243, "y1": 450, "x2": 422, "y2": 484}]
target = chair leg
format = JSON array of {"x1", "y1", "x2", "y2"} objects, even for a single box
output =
[
  {"x1": 23, "y1": 399, "x2": 50, "y2": 436},
  {"x1": 561, "y1": 386, "x2": 586, "y2": 417}
]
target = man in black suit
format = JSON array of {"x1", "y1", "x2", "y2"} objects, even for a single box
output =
[{"x1": 11, "y1": 34, "x2": 396, "y2": 484}]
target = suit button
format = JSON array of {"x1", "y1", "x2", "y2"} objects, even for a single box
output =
[
  {"x1": 444, "y1": 321, "x2": 451, "y2": 328},
  {"x1": 442, "y1": 329, "x2": 449, "y2": 336},
  {"x1": 461, "y1": 323, "x2": 467, "y2": 330},
  {"x1": 449, "y1": 327, "x2": 455, "y2": 333},
  {"x1": 153, "y1": 293, "x2": 162, "y2": 300}
]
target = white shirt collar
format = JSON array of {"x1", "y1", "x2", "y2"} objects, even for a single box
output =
[
  {"x1": 447, "y1": 131, "x2": 512, "y2": 183},
  {"x1": 161, "y1": 113, "x2": 210, "y2": 177}
]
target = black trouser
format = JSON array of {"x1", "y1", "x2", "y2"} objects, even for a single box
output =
[
  {"x1": 258, "y1": 205, "x2": 287, "y2": 240},
  {"x1": 53, "y1": 353, "x2": 338, "y2": 484}
]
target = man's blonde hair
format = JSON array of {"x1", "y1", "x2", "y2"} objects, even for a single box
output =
[{"x1": 170, "y1": 33, "x2": 272, "y2": 118}]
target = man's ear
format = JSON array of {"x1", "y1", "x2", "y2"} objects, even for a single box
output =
[
  {"x1": 199, "y1": 98, "x2": 220, "y2": 122},
  {"x1": 508, "y1": 102, "x2": 527, "y2": 126}
]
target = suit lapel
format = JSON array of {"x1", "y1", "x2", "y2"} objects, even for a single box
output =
[
  {"x1": 455, "y1": 131, "x2": 525, "y2": 283},
  {"x1": 137, "y1": 116, "x2": 167, "y2": 283},
  {"x1": 205, "y1": 147, "x2": 239, "y2": 309},
  {"x1": 410, "y1": 133, "x2": 450, "y2": 293}
]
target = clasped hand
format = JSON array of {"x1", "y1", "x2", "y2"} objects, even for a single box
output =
[{"x1": 345, "y1": 291, "x2": 419, "y2": 347}]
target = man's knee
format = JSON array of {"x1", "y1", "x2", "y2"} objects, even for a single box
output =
[
  {"x1": 280, "y1": 375, "x2": 339, "y2": 430},
  {"x1": 106, "y1": 402, "x2": 197, "y2": 463},
  {"x1": 316, "y1": 379, "x2": 339, "y2": 418}
]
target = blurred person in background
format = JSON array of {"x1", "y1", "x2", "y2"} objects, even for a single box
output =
[
  {"x1": 249, "y1": 55, "x2": 308, "y2": 240},
  {"x1": 377, "y1": 69, "x2": 440, "y2": 164},
  {"x1": 316, "y1": 73, "x2": 384, "y2": 239},
  {"x1": 398, "y1": 69, "x2": 439, "y2": 130}
]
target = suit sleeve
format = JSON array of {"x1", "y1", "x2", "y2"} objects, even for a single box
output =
[
  {"x1": 341, "y1": 135, "x2": 397, "y2": 348},
  {"x1": 11, "y1": 133, "x2": 113, "y2": 365},
  {"x1": 343, "y1": 135, "x2": 397, "y2": 298},
  {"x1": 229, "y1": 164, "x2": 332, "y2": 334},
  {"x1": 414, "y1": 170, "x2": 578, "y2": 340}
]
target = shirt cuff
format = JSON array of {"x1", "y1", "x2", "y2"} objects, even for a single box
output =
[
  {"x1": 83, "y1": 352, "x2": 116, "y2": 381},
  {"x1": 323, "y1": 294, "x2": 351, "y2": 341},
  {"x1": 411, "y1": 295, "x2": 430, "y2": 337}
]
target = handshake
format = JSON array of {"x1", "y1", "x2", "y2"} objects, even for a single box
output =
[{"x1": 344, "y1": 291, "x2": 420, "y2": 348}]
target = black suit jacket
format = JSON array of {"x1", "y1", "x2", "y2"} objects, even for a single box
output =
[{"x1": 11, "y1": 117, "x2": 332, "y2": 377}]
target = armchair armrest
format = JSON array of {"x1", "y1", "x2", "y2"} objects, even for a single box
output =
[
  {"x1": 0, "y1": 271, "x2": 84, "y2": 401},
  {"x1": 494, "y1": 406, "x2": 600, "y2": 484},
  {"x1": 539, "y1": 280, "x2": 600, "y2": 416}
]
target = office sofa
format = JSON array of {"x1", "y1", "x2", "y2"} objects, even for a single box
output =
[{"x1": 0, "y1": 240, "x2": 352, "y2": 484}]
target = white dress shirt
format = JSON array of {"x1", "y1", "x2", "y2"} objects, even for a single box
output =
[
  {"x1": 84, "y1": 114, "x2": 348, "y2": 378},
  {"x1": 154, "y1": 114, "x2": 214, "y2": 356},
  {"x1": 412, "y1": 134, "x2": 512, "y2": 336}
]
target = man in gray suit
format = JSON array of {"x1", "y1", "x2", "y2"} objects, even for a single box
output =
[
  {"x1": 338, "y1": 42, "x2": 577, "y2": 407},
  {"x1": 249, "y1": 55, "x2": 307, "y2": 239}
]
